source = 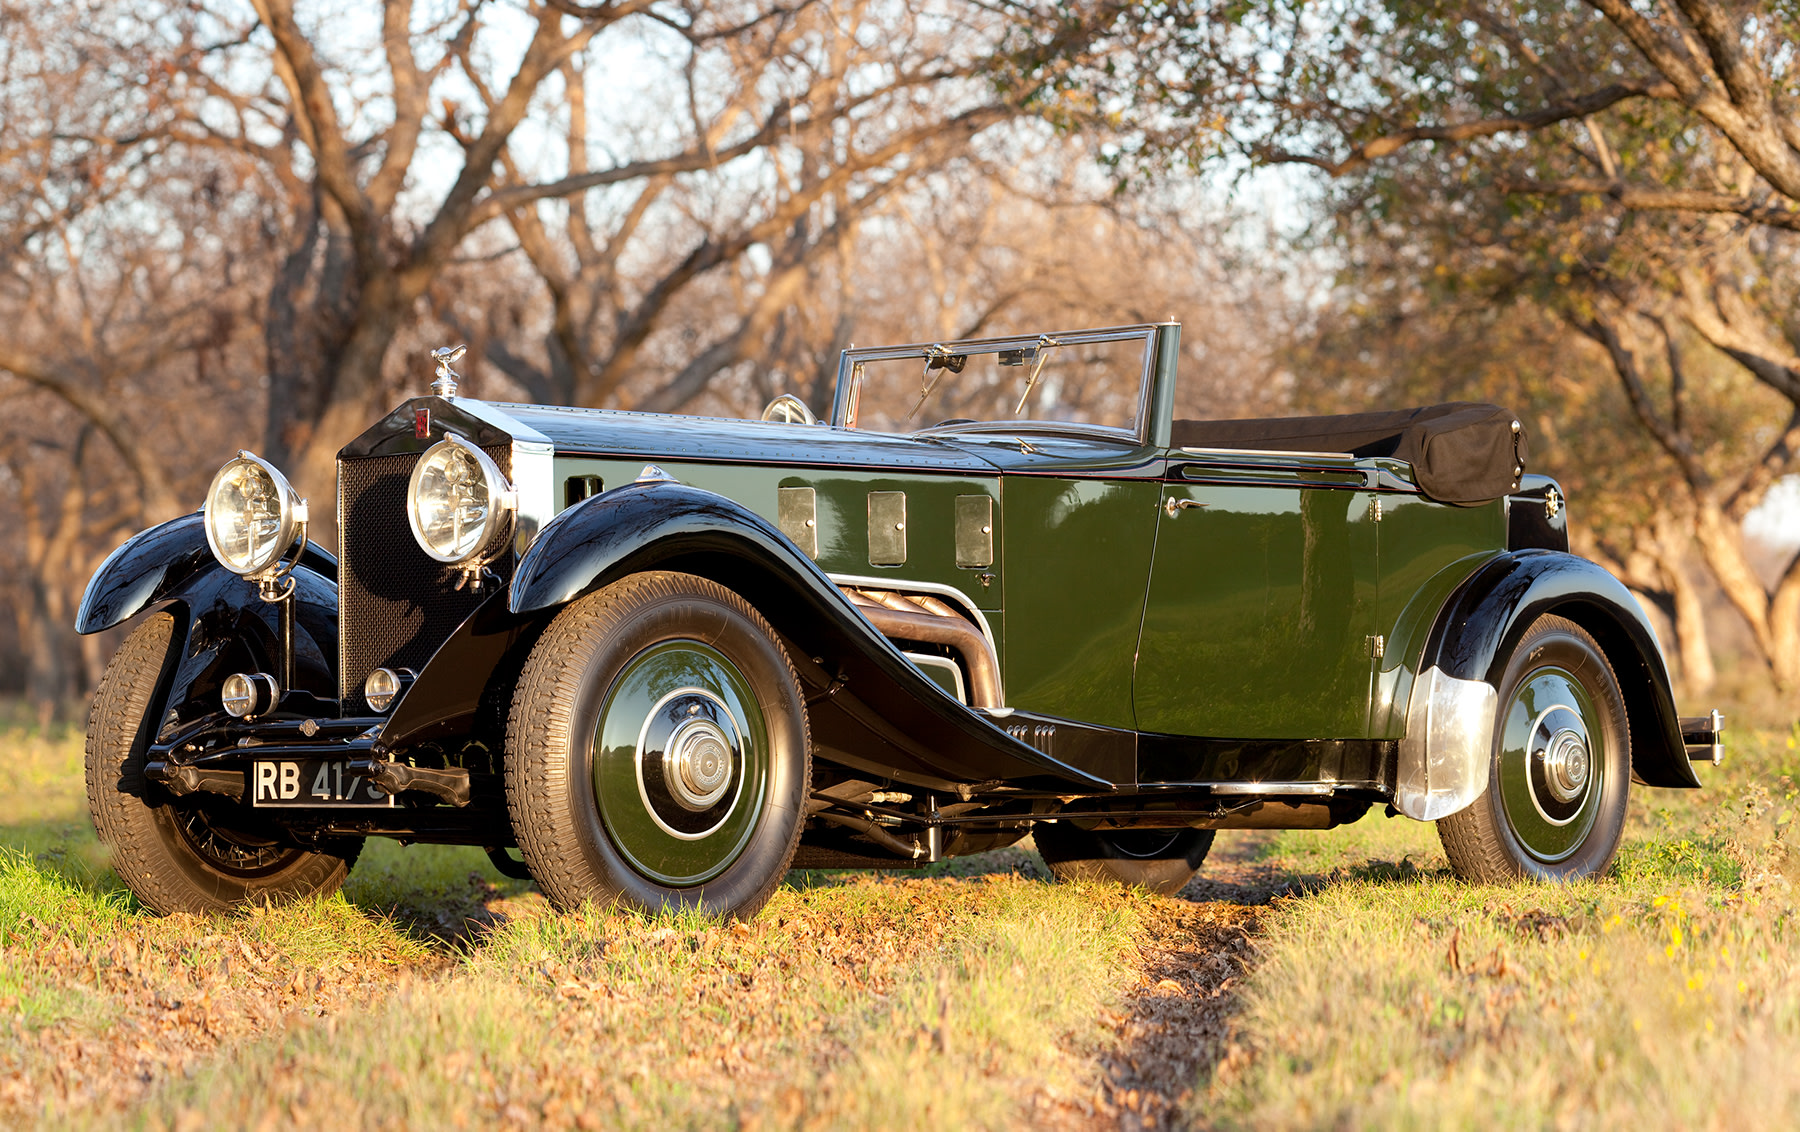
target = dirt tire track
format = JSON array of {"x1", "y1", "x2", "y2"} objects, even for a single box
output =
[{"x1": 1039, "y1": 831, "x2": 1296, "y2": 1130}]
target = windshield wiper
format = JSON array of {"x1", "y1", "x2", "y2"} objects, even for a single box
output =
[
  {"x1": 1012, "y1": 335, "x2": 1060, "y2": 416},
  {"x1": 906, "y1": 344, "x2": 966, "y2": 420}
]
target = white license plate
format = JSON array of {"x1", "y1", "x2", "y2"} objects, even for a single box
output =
[{"x1": 250, "y1": 759, "x2": 395, "y2": 808}]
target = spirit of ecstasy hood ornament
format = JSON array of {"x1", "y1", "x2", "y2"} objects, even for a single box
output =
[{"x1": 430, "y1": 344, "x2": 466, "y2": 399}]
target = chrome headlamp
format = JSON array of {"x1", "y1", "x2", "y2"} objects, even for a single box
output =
[
  {"x1": 203, "y1": 451, "x2": 307, "y2": 579},
  {"x1": 407, "y1": 434, "x2": 517, "y2": 572}
]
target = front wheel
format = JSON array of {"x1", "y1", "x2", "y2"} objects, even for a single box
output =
[
  {"x1": 505, "y1": 572, "x2": 810, "y2": 918},
  {"x1": 1438, "y1": 614, "x2": 1630, "y2": 882},
  {"x1": 86, "y1": 614, "x2": 361, "y2": 915},
  {"x1": 1033, "y1": 824, "x2": 1214, "y2": 896}
]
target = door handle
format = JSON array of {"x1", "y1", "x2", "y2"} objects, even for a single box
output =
[{"x1": 1163, "y1": 497, "x2": 1207, "y2": 518}]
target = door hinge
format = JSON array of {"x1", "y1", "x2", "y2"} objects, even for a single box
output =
[
  {"x1": 1367, "y1": 634, "x2": 1386, "y2": 659},
  {"x1": 1369, "y1": 497, "x2": 1383, "y2": 522}
]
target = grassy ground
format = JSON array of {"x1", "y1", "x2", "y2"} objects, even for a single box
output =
[
  {"x1": 0, "y1": 706, "x2": 1795, "y2": 1129},
  {"x1": 1197, "y1": 721, "x2": 1800, "y2": 1130}
]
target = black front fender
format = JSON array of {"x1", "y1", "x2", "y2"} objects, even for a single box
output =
[
  {"x1": 76, "y1": 513, "x2": 340, "y2": 726},
  {"x1": 484, "y1": 480, "x2": 1108, "y2": 792},
  {"x1": 78, "y1": 512, "x2": 338, "y2": 633},
  {"x1": 1425, "y1": 549, "x2": 1697, "y2": 789}
]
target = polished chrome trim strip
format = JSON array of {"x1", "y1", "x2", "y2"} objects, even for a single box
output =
[
  {"x1": 1175, "y1": 446, "x2": 1359, "y2": 461},
  {"x1": 901, "y1": 652, "x2": 967, "y2": 704},
  {"x1": 1208, "y1": 782, "x2": 1336, "y2": 795}
]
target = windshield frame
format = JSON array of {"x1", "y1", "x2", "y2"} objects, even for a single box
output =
[{"x1": 829, "y1": 324, "x2": 1159, "y2": 445}]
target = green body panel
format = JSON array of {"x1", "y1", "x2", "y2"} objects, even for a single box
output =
[
  {"x1": 998, "y1": 472, "x2": 1161, "y2": 729},
  {"x1": 552, "y1": 453, "x2": 1003, "y2": 631},
  {"x1": 1135, "y1": 456, "x2": 1378, "y2": 738},
  {"x1": 951, "y1": 433, "x2": 1166, "y2": 730},
  {"x1": 1369, "y1": 484, "x2": 1508, "y2": 738},
  {"x1": 544, "y1": 392, "x2": 1512, "y2": 747}
]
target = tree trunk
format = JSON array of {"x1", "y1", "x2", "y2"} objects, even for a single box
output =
[
  {"x1": 287, "y1": 284, "x2": 414, "y2": 550},
  {"x1": 1646, "y1": 521, "x2": 1716, "y2": 695},
  {"x1": 1771, "y1": 546, "x2": 1800, "y2": 689},
  {"x1": 1693, "y1": 501, "x2": 1798, "y2": 689}
]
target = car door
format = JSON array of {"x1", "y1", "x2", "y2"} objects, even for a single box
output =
[
  {"x1": 948, "y1": 434, "x2": 1162, "y2": 734},
  {"x1": 1134, "y1": 450, "x2": 1379, "y2": 740}
]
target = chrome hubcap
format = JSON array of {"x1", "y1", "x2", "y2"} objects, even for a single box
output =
[
  {"x1": 591, "y1": 639, "x2": 769, "y2": 887},
  {"x1": 1541, "y1": 728, "x2": 1590, "y2": 803},
  {"x1": 666, "y1": 716, "x2": 734, "y2": 811}
]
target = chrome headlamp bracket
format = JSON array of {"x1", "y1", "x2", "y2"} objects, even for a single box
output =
[{"x1": 255, "y1": 499, "x2": 309, "y2": 604}]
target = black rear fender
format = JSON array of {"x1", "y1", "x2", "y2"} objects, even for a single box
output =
[
  {"x1": 1425, "y1": 549, "x2": 1696, "y2": 790},
  {"x1": 76, "y1": 513, "x2": 339, "y2": 728},
  {"x1": 410, "y1": 480, "x2": 1107, "y2": 793}
]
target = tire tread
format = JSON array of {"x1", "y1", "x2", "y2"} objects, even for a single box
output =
[{"x1": 86, "y1": 614, "x2": 355, "y2": 915}]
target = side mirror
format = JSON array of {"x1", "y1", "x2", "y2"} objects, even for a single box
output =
[{"x1": 760, "y1": 394, "x2": 818, "y2": 425}]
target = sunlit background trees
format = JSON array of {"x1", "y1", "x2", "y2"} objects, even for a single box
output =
[{"x1": 3, "y1": 0, "x2": 1796, "y2": 722}]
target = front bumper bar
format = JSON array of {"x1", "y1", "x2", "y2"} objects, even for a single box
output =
[{"x1": 1680, "y1": 709, "x2": 1725, "y2": 766}]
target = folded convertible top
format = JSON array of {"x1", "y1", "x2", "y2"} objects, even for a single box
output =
[{"x1": 1169, "y1": 402, "x2": 1528, "y2": 505}]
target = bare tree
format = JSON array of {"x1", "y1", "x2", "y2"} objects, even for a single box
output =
[{"x1": 93, "y1": 0, "x2": 1101, "y2": 542}]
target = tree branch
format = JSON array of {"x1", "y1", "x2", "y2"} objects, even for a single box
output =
[
  {"x1": 1497, "y1": 177, "x2": 1800, "y2": 230},
  {"x1": 248, "y1": 0, "x2": 373, "y2": 241},
  {"x1": 1569, "y1": 311, "x2": 1713, "y2": 493},
  {"x1": 1256, "y1": 80, "x2": 1678, "y2": 177},
  {"x1": 0, "y1": 349, "x2": 181, "y2": 521},
  {"x1": 471, "y1": 102, "x2": 797, "y2": 223}
]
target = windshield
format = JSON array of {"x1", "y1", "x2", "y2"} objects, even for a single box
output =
[{"x1": 836, "y1": 327, "x2": 1154, "y2": 438}]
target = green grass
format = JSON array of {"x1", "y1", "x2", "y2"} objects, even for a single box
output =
[
  {"x1": 1195, "y1": 720, "x2": 1800, "y2": 1130},
  {"x1": 134, "y1": 877, "x2": 1144, "y2": 1129},
  {"x1": 5, "y1": 707, "x2": 1800, "y2": 1128},
  {"x1": 0, "y1": 718, "x2": 1154, "y2": 1129}
]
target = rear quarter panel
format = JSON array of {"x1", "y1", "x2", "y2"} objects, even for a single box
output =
[{"x1": 1370, "y1": 491, "x2": 1509, "y2": 738}]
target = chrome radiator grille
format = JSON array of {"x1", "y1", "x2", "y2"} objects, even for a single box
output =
[{"x1": 336, "y1": 445, "x2": 513, "y2": 711}]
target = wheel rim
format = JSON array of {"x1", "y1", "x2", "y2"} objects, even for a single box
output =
[
  {"x1": 1105, "y1": 830, "x2": 1188, "y2": 860},
  {"x1": 591, "y1": 640, "x2": 769, "y2": 887},
  {"x1": 173, "y1": 802, "x2": 300, "y2": 876},
  {"x1": 1496, "y1": 664, "x2": 1604, "y2": 863}
]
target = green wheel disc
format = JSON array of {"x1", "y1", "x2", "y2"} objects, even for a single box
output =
[
  {"x1": 1496, "y1": 665, "x2": 1605, "y2": 863},
  {"x1": 591, "y1": 640, "x2": 769, "y2": 887}
]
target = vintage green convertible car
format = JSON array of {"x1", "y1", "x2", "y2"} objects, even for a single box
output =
[{"x1": 78, "y1": 323, "x2": 1721, "y2": 917}]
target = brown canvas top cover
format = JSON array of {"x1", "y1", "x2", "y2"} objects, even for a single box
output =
[{"x1": 1170, "y1": 402, "x2": 1528, "y2": 505}]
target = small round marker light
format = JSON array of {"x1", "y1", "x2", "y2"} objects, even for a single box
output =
[
  {"x1": 221, "y1": 672, "x2": 279, "y2": 719},
  {"x1": 363, "y1": 667, "x2": 413, "y2": 713}
]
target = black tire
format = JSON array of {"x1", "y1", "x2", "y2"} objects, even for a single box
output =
[
  {"x1": 1033, "y1": 823, "x2": 1215, "y2": 896},
  {"x1": 505, "y1": 572, "x2": 810, "y2": 918},
  {"x1": 86, "y1": 613, "x2": 361, "y2": 915},
  {"x1": 1438, "y1": 614, "x2": 1630, "y2": 882}
]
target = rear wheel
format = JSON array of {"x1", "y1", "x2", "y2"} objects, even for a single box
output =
[
  {"x1": 505, "y1": 572, "x2": 809, "y2": 918},
  {"x1": 1034, "y1": 824, "x2": 1214, "y2": 896},
  {"x1": 1438, "y1": 614, "x2": 1630, "y2": 882},
  {"x1": 86, "y1": 614, "x2": 361, "y2": 915}
]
